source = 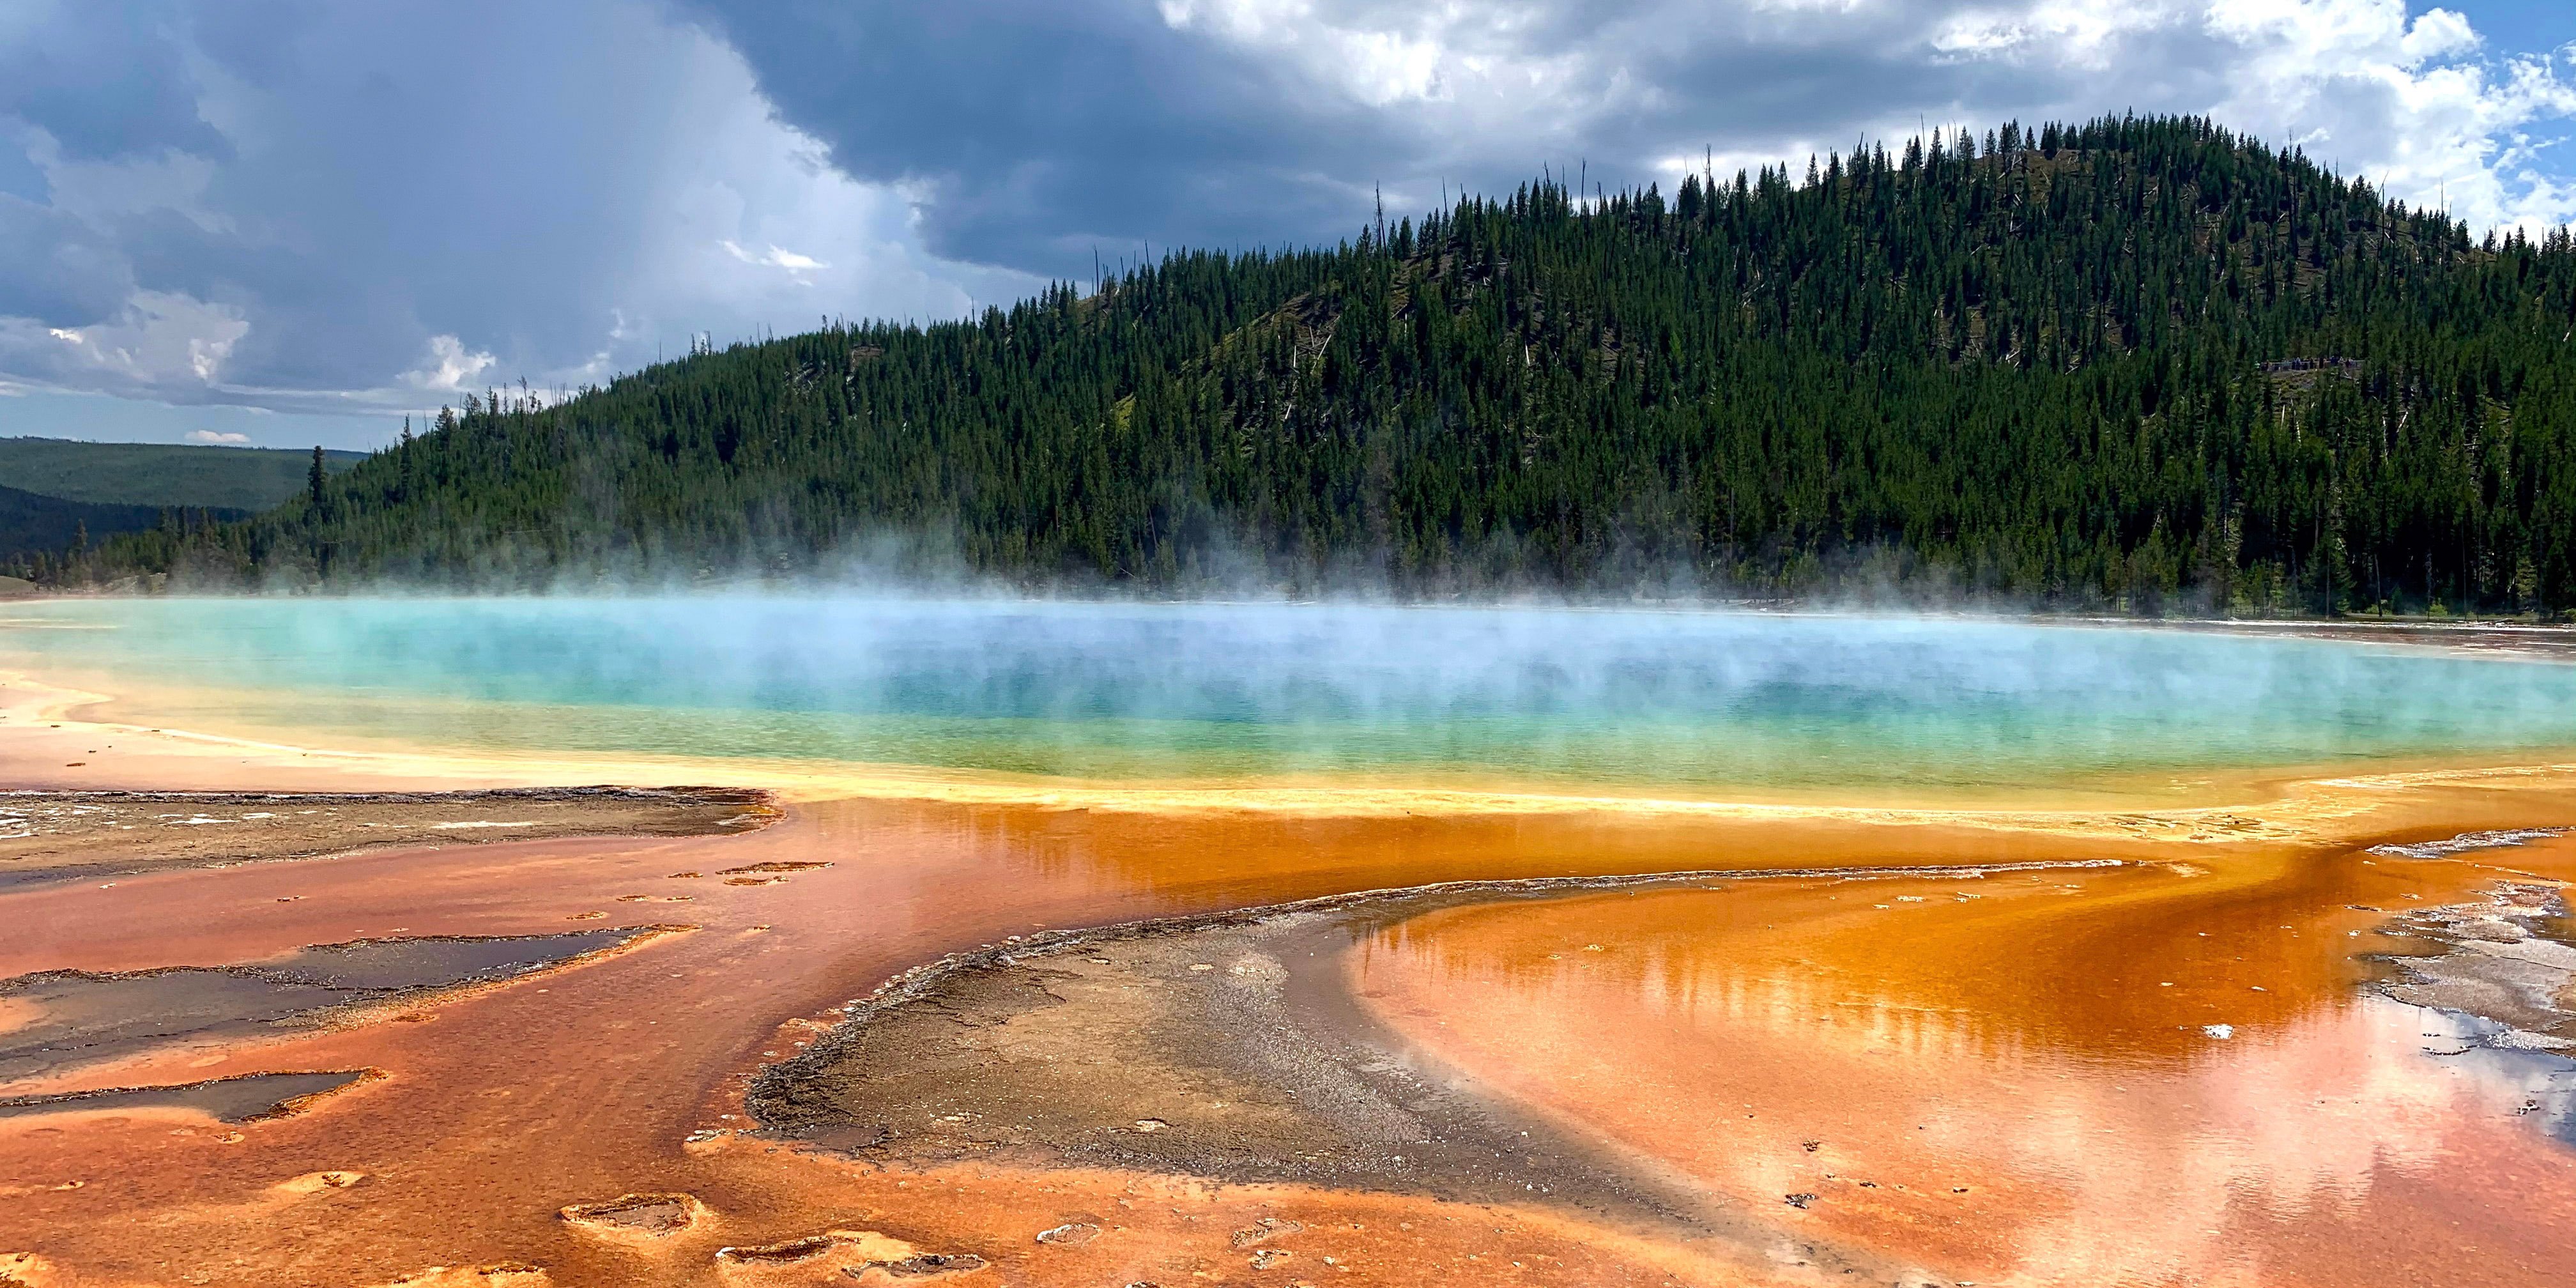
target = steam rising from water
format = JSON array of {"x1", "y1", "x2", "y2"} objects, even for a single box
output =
[{"x1": 7, "y1": 597, "x2": 2576, "y2": 788}]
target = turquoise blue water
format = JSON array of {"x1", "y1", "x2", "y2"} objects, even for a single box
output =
[{"x1": 4, "y1": 597, "x2": 2573, "y2": 790}]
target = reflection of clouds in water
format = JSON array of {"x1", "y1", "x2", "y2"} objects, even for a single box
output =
[
  {"x1": 2412, "y1": 1006, "x2": 2576, "y2": 1145},
  {"x1": 1364, "y1": 912, "x2": 2563, "y2": 1287},
  {"x1": 2002, "y1": 1000, "x2": 2471, "y2": 1286}
]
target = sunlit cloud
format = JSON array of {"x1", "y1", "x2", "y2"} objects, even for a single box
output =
[
  {"x1": 402, "y1": 334, "x2": 496, "y2": 393},
  {"x1": 721, "y1": 240, "x2": 829, "y2": 273}
]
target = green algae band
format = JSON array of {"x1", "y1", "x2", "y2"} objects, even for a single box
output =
[{"x1": 9, "y1": 598, "x2": 2576, "y2": 791}]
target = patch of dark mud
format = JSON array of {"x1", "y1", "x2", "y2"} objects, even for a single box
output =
[
  {"x1": 0, "y1": 786, "x2": 776, "y2": 888},
  {"x1": 2373, "y1": 882, "x2": 2576, "y2": 1047},
  {"x1": 0, "y1": 928, "x2": 663, "y2": 1082},
  {"x1": 862, "y1": 1252, "x2": 986, "y2": 1278},
  {"x1": 718, "y1": 861, "x2": 831, "y2": 887},
  {"x1": 719, "y1": 1234, "x2": 839, "y2": 1264},
  {"x1": 2367, "y1": 827, "x2": 2572, "y2": 861},
  {"x1": 2368, "y1": 881, "x2": 2576, "y2": 1144},
  {"x1": 2178, "y1": 617, "x2": 2576, "y2": 661},
  {"x1": 560, "y1": 1192, "x2": 702, "y2": 1237},
  {"x1": 752, "y1": 858, "x2": 2119, "y2": 1266},
  {"x1": 0, "y1": 1068, "x2": 369, "y2": 1123}
]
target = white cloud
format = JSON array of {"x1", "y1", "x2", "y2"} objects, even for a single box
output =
[
  {"x1": 1054, "y1": 0, "x2": 2575, "y2": 245},
  {"x1": 1929, "y1": 0, "x2": 2163, "y2": 66},
  {"x1": 1160, "y1": 0, "x2": 1460, "y2": 106},
  {"x1": 2191, "y1": 0, "x2": 2576, "y2": 228},
  {"x1": 1135, "y1": 0, "x2": 2576, "y2": 230},
  {"x1": 12, "y1": 289, "x2": 249, "y2": 391},
  {"x1": 403, "y1": 334, "x2": 496, "y2": 392},
  {"x1": 1156, "y1": 0, "x2": 1604, "y2": 118},
  {"x1": 615, "y1": 32, "x2": 1036, "y2": 348},
  {"x1": 721, "y1": 239, "x2": 831, "y2": 274},
  {"x1": 184, "y1": 427, "x2": 250, "y2": 444}
]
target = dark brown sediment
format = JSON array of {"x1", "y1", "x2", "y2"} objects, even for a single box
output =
[
  {"x1": 2158, "y1": 616, "x2": 2576, "y2": 661},
  {"x1": 747, "y1": 863, "x2": 2142, "y2": 1284},
  {"x1": 1, "y1": 928, "x2": 670, "y2": 1086},
  {"x1": 0, "y1": 1070, "x2": 372, "y2": 1123},
  {"x1": 0, "y1": 786, "x2": 775, "y2": 888},
  {"x1": 753, "y1": 861, "x2": 2126, "y2": 1189}
]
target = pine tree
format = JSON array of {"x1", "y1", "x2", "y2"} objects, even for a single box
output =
[{"x1": 66, "y1": 115, "x2": 2576, "y2": 616}]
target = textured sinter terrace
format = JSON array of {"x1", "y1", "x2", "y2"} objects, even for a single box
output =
[{"x1": 1, "y1": 598, "x2": 2572, "y2": 1287}]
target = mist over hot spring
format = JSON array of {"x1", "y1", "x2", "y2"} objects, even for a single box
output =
[{"x1": 9, "y1": 595, "x2": 2575, "y2": 790}]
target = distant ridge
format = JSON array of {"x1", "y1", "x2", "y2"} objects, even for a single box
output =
[
  {"x1": 0, "y1": 438, "x2": 365, "y2": 511},
  {"x1": 0, "y1": 484, "x2": 238, "y2": 569},
  {"x1": 56, "y1": 114, "x2": 2576, "y2": 615}
]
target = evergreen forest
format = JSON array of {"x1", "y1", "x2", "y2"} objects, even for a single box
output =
[{"x1": 39, "y1": 115, "x2": 2576, "y2": 615}]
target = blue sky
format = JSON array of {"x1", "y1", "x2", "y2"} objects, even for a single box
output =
[
  {"x1": 2467, "y1": 1, "x2": 2575, "y2": 55},
  {"x1": 1, "y1": 0, "x2": 2572, "y2": 452}
]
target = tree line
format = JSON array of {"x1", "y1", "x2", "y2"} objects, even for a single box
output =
[{"x1": 49, "y1": 114, "x2": 2576, "y2": 614}]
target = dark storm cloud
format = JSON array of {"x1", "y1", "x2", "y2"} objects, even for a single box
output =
[
  {"x1": 0, "y1": 1, "x2": 230, "y2": 162},
  {"x1": 668, "y1": 0, "x2": 2143, "y2": 277},
  {"x1": 672, "y1": 0, "x2": 1399, "y2": 274},
  {"x1": 0, "y1": 195, "x2": 128, "y2": 326},
  {"x1": 0, "y1": 0, "x2": 1027, "y2": 426},
  {"x1": 0, "y1": 1, "x2": 648, "y2": 405}
]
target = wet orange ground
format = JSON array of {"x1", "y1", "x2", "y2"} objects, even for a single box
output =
[
  {"x1": 5, "y1": 668, "x2": 2576, "y2": 1285},
  {"x1": 0, "y1": 793, "x2": 1986, "y2": 1288},
  {"x1": 1355, "y1": 836, "x2": 2576, "y2": 1287}
]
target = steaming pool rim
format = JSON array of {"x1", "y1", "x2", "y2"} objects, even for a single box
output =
[{"x1": 8, "y1": 595, "x2": 2576, "y2": 797}]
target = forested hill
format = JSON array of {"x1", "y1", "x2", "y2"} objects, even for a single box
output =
[{"x1": 56, "y1": 115, "x2": 2576, "y2": 613}]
